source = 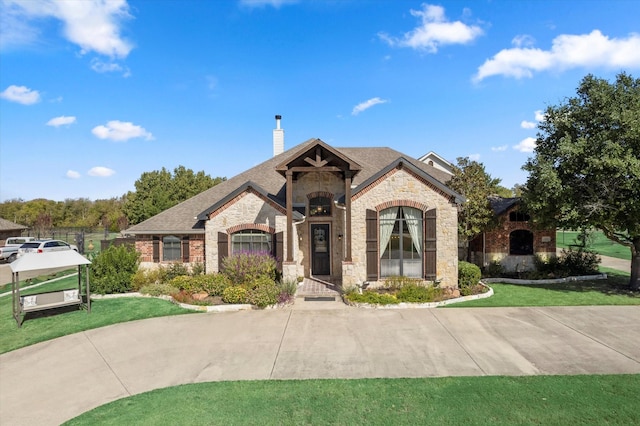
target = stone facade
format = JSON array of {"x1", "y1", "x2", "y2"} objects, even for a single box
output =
[{"x1": 351, "y1": 167, "x2": 459, "y2": 288}]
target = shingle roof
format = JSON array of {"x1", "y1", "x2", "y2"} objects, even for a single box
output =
[
  {"x1": 0, "y1": 217, "x2": 28, "y2": 232},
  {"x1": 488, "y1": 196, "x2": 520, "y2": 215},
  {"x1": 125, "y1": 138, "x2": 456, "y2": 234}
]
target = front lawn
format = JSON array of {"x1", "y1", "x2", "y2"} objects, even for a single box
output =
[
  {"x1": 449, "y1": 271, "x2": 638, "y2": 308},
  {"x1": 65, "y1": 375, "x2": 640, "y2": 425},
  {"x1": 0, "y1": 275, "x2": 195, "y2": 354},
  {"x1": 557, "y1": 230, "x2": 631, "y2": 260}
]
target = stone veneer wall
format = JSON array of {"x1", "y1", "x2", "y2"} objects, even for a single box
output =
[
  {"x1": 350, "y1": 167, "x2": 459, "y2": 288},
  {"x1": 205, "y1": 191, "x2": 286, "y2": 273}
]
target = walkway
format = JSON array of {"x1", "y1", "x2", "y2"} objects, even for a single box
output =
[{"x1": 1, "y1": 305, "x2": 639, "y2": 425}]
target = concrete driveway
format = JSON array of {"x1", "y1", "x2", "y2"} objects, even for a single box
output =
[{"x1": 1, "y1": 305, "x2": 639, "y2": 425}]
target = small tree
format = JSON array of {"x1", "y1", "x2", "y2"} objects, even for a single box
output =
[
  {"x1": 91, "y1": 244, "x2": 140, "y2": 294},
  {"x1": 448, "y1": 157, "x2": 503, "y2": 259},
  {"x1": 522, "y1": 73, "x2": 640, "y2": 291}
]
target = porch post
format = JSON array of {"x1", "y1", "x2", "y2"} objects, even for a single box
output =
[
  {"x1": 344, "y1": 171, "x2": 352, "y2": 261},
  {"x1": 286, "y1": 170, "x2": 293, "y2": 262}
]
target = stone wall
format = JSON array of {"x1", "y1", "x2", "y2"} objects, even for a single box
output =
[
  {"x1": 351, "y1": 167, "x2": 459, "y2": 288},
  {"x1": 205, "y1": 190, "x2": 285, "y2": 273}
]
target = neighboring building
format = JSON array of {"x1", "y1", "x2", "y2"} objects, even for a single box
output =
[
  {"x1": 0, "y1": 217, "x2": 28, "y2": 243},
  {"x1": 125, "y1": 117, "x2": 464, "y2": 288},
  {"x1": 468, "y1": 196, "x2": 556, "y2": 272},
  {"x1": 417, "y1": 151, "x2": 454, "y2": 177}
]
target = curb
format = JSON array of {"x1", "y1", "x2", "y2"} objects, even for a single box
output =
[
  {"x1": 90, "y1": 292, "x2": 254, "y2": 312},
  {"x1": 481, "y1": 273, "x2": 607, "y2": 285}
]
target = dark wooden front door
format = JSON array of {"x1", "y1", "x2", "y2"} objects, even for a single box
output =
[{"x1": 311, "y1": 224, "x2": 330, "y2": 275}]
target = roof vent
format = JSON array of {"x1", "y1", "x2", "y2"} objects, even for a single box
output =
[{"x1": 273, "y1": 114, "x2": 284, "y2": 156}]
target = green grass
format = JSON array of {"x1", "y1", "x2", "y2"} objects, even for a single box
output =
[
  {"x1": 557, "y1": 230, "x2": 631, "y2": 260},
  {"x1": 0, "y1": 275, "x2": 195, "y2": 354},
  {"x1": 0, "y1": 268, "x2": 78, "y2": 295},
  {"x1": 65, "y1": 375, "x2": 640, "y2": 425},
  {"x1": 450, "y1": 271, "x2": 638, "y2": 308}
]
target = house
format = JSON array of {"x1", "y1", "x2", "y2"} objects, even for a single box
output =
[
  {"x1": 417, "y1": 151, "x2": 454, "y2": 177},
  {"x1": 0, "y1": 217, "x2": 28, "y2": 243},
  {"x1": 125, "y1": 117, "x2": 464, "y2": 288},
  {"x1": 468, "y1": 196, "x2": 556, "y2": 272}
]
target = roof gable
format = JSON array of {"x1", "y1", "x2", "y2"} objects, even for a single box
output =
[
  {"x1": 352, "y1": 157, "x2": 464, "y2": 204},
  {"x1": 275, "y1": 139, "x2": 362, "y2": 178}
]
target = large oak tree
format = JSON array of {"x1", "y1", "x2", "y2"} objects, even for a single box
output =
[{"x1": 522, "y1": 73, "x2": 640, "y2": 291}]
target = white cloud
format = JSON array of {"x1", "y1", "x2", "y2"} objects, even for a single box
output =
[
  {"x1": 90, "y1": 58, "x2": 130, "y2": 76},
  {"x1": 379, "y1": 4, "x2": 483, "y2": 53},
  {"x1": 514, "y1": 137, "x2": 537, "y2": 153},
  {"x1": 1, "y1": 0, "x2": 133, "y2": 58},
  {"x1": 66, "y1": 170, "x2": 81, "y2": 179},
  {"x1": 534, "y1": 109, "x2": 546, "y2": 122},
  {"x1": 475, "y1": 30, "x2": 640, "y2": 81},
  {"x1": 468, "y1": 153, "x2": 481, "y2": 161},
  {"x1": 0, "y1": 85, "x2": 41, "y2": 105},
  {"x1": 92, "y1": 120, "x2": 154, "y2": 142},
  {"x1": 352, "y1": 97, "x2": 388, "y2": 115},
  {"x1": 47, "y1": 115, "x2": 76, "y2": 127},
  {"x1": 491, "y1": 145, "x2": 508, "y2": 152},
  {"x1": 512, "y1": 34, "x2": 536, "y2": 48},
  {"x1": 520, "y1": 120, "x2": 536, "y2": 129},
  {"x1": 88, "y1": 166, "x2": 115, "y2": 177}
]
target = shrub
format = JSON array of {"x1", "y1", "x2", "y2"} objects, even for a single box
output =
[
  {"x1": 169, "y1": 275, "x2": 194, "y2": 292},
  {"x1": 191, "y1": 262, "x2": 205, "y2": 276},
  {"x1": 560, "y1": 248, "x2": 600, "y2": 275},
  {"x1": 248, "y1": 277, "x2": 280, "y2": 308},
  {"x1": 483, "y1": 261, "x2": 505, "y2": 278},
  {"x1": 345, "y1": 291, "x2": 399, "y2": 305},
  {"x1": 396, "y1": 283, "x2": 443, "y2": 303},
  {"x1": 91, "y1": 245, "x2": 140, "y2": 294},
  {"x1": 139, "y1": 283, "x2": 179, "y2": 297},
  {"x1": 201, "y1": 274, "x2": 231, "y2": 296},
  {"x1": 221, "y1": 252, "x2": 277, "y2": 285},
  {"x1": 382, "y1": 275, "x2": 420, "y2": 291},
  {"x1": 165, "y1": 262, "x2": 190, "y2": 281},
  {"x1": 458, "y1": 261, "x2": 481, "y2": 296},
  {"x1": 222, "y1": 285, "x2": 249, "y2": 304},
  {"x1": 131, "y1": 268, "x2": 168, "y2": 291},
  {"x1": 278, "y1": 279, "x2": 298, "y2": 298}
]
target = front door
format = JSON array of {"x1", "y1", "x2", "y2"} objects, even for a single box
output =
[{"x1": 311, "y1": 224, "x2": 330, "y2": 275}]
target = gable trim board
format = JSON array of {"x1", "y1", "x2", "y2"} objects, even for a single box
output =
[{"x1": 126, "y1": 139, "x2": 462, "y2": 288}]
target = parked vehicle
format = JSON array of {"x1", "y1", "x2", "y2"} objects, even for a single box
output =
[
  {"x1": 0, "y1": 237, "x2": 37, "y2": 263},
  {"x1": 17, "y1": 239, "x2": 78, "y2": 257}
]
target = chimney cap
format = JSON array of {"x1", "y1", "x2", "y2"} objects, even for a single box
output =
[{"x1": 275, "y1": 114, "x2": 282, "y2": 120}]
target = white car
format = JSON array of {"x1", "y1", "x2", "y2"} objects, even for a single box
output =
[{"x1": 17, "y1": 240, "x2": 79, "y2": 257}]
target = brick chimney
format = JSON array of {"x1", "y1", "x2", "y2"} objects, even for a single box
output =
[{"x1": 273, "y1": 114, "x2": 284, "y2": 156}]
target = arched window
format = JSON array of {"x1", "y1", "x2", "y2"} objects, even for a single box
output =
[
  {"x1": 379, "y1": 206, "x2": 423, "y2": 278},
  {"x1": 163, "y1": 235, "x2": 181, "y2": 261},
  {"x1": 231, "y1": 230, "x2": 272, "y2": 254},
  {"x1": 309, "y1": 196, "x2": 331, "y2": 216},
  {"x1": 510, "y1": 230, "x2": 533, "y2": 255}
]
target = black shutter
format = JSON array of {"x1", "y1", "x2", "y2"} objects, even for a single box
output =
[
  {"x1": 182, "y1": 236, "x2": 190, "y2": 263},
  {"x1": 275, "y1": 231, "x2": 284, "y2": 272},
  {"x1": 152, "y1": 236, "x2": 160, "y2": 263},
  {"x1": 424, "y1": 209, "x2": 437, "y2": 280},
  {"x1": 366, "y1": 209, "x2": 378, "y2": 281},
  {"x1": 218, "y1": 232, "x2": 228, "y2": 271}
]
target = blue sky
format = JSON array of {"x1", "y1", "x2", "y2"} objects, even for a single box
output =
[{"x1": 1, "y1": 0, "x2": 639, "y2": 202}]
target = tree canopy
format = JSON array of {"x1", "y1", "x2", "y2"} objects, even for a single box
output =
[
  {"x1": 522, "y1": 72, "x2": 640, "y2": 290},
  {"x1": 448, "y1": 157, "x2": 504, "y2": 252},
  {"x1": 123, "y1": 165, "x2": 225, "y2": 225}
]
